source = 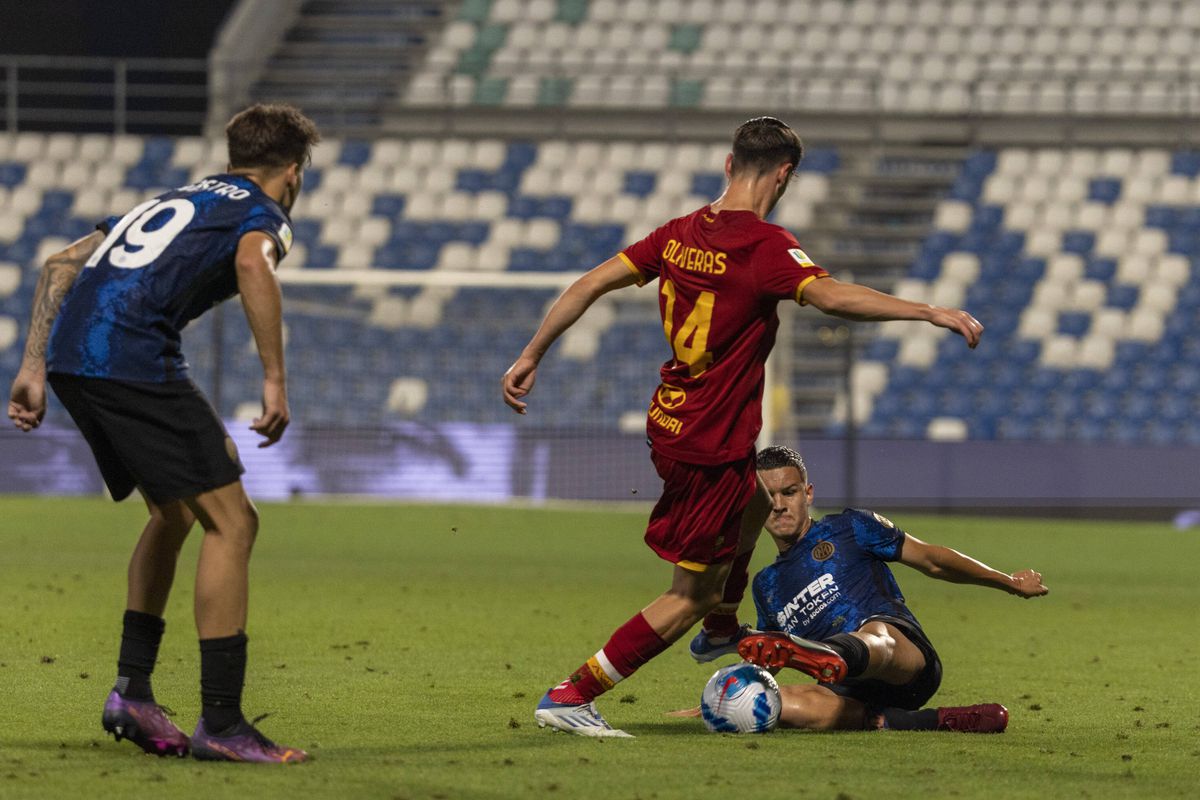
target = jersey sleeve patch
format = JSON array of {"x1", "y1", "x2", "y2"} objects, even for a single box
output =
[
  {"x1": 788, "y1": 248, "x2": 815, "y2": 267},
  {"x1": 278, "y1": 223, "x2": 293, "y2": 255}
]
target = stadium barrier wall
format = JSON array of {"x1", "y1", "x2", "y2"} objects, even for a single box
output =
[{"x1": 1, "y1": 425, "x2": 1193, "y2": 517}]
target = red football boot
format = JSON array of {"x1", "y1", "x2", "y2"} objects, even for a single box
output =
[
  {"x1": 936, "y1": 703, "x2": 1009, "y2": 733},
  {"x1": 737, "y1": 632, "x2": 847, "y2": 683}
]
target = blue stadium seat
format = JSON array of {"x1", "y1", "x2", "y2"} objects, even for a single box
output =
[
  {"x1": 490, "y1": 165, "x2": 523, "y2": 194},
  {"x1": 691, "y1": 173, "x2": 724, "y2": 197},
  {"x1": 304, "y1": 244, "x2": 339, "y2": 269},
  {"x1": 338, "y1": 139, "x2": 372, "y2": 167},
  {"x1": 864, "y1": 339, "x2": 899, "y2": 361},
  {"x1": 1087, "y1": 178, "x2": 1122, "y2": 204},
  {"x1": 623, "y1": 171, "x2": 656, "y2": 197},
  {"x1": 1013, "y1": 257, "x2": 1046, "y2": 282},
  {"x1": 799, "y1": 148, "x2": 839, "y2": 173},
  {"x1": 960, "y1": 150, "x2": 997, "y2": 180},
  {"x1": 1084, "y1": 256, "x2": 1116, "y2": 282},
  {"x1": 1167, "y1": 229, "x2": 1198, "y2": 255},
  {"x1": 539, "y1": 195, "x2": 572, "y2": 220},
  {"x1": 946, "y1": 173, "x2": 985, "y2": 202},
  {"x1": 301, "y1": 167, "x2": 322, "y2": 191},
  {"x1": 1057, "y1": 311, "x2": 1091, "y2": 336},
  {"x1": 1060, "y1": 230, "x2": 1095, "y2": 255},
  {"x1": 1169, "y1": 151, "x2": 1200, "y2": 177},
  {"x1": 454, "y1": 221, "x2": 489, "y2": 244},
  {"x1": 1106, "y1": 284, "x2": 1139, "y2": 310},
  {"x1": 292, "y1": 219, "x2": 322, "y2": 242},
  {"x1": 508, "y1": 247, "x2": 548, "y2": 270},
  {"x1": 504, "y1": 142, "x2": 538, "y2": 171},
  {"x1": 0, "y1": 162, "x2": 27, "y2": 187},
  {"x1": 1061, "y1": 369, "x2": 1101, "y2": 393},
  {"x1": 372, "y1": 194, "x2": 406, "y2": 217},
  {"x1": 970, "y1": 204, "x2": 1004, "y2": 234},
  {"x1": 1143, "y1": 205, "x2": 1177, "y2": 229},
  {"x1": 455, "y1": 169, "x2": 490, "y2": 193},
  {"x1": 907, "y1": 253, "x2": 942, "y2": 280},
  {"x1": 142, "y1": 137, "x2": 175, "y2": 164}
]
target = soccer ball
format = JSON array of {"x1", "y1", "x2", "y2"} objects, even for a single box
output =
[{"x1": 700, "y1": 663, "x2": 782, "y2": 733}]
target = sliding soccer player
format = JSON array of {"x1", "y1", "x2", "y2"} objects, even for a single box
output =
[
  {"x1": 735, "y1": 445, "x2": 1047, "y2": 732},
  {"x1": 8, "y1": 104, "x2": 318, "y2": 762},
  {"x1": 502, "y1": 116, "x2": 984, "y2": 737}
]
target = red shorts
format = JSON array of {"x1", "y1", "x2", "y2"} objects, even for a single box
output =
[{"x1": 644, "y1": 449, "x2": 757, "y2": 570}]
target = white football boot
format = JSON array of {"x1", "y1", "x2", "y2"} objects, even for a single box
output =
[{"x1": 534, "y1": 691, "x2": 634, "y2": 738}]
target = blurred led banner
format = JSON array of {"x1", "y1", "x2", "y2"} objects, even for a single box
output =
[{"x1": 1, "y1": 425, "x2": 1196, "y2": 511}]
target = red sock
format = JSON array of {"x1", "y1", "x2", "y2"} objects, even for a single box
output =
[
  {"x1": 702, "y1": 550, "x2": 753, "y2": 637},
  {"x1": 548, "y1": 613, "x2": 669, "y2": 704}
]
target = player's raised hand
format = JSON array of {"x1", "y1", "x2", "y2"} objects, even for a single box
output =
[
  {"x1": 7, "y1": 370, "x2": 47, "y2": 432},
  {"x1": 502, "y1": 356, "x2": 539, "y2": 414},
  {"x1": 251, "y1": 378, "x2": 289, "y2": 447},
  {"x1": 928, "y1": 307, "x2": 984, "y2": 348},
  {"x1": 1009, "y1": 569, "x2": 1048, "y2": 598}
]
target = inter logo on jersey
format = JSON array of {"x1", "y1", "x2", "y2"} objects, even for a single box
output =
[
  {"x1": 788, "y1": 248, "x2": 815, "y2": 267},
  {"x1": 811, "y1": 541, "x2": 835, "y2": 561},
  {"x1": 278, "y1": 223, "x2": 293, "y2": 254}
]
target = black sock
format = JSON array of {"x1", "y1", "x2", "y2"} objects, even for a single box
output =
[
  {"x1": 824, "y1": 633, "x2": 870, "y2": 678},
  {"x1": 880, "y1": 707, "x2": 939, "y2": 731},
  {"x1": 200, "y1": 631, "x2": 248, "y2": 735},
  {"x1": 115, "y1": 610, "x2": 165, "y2": 701}
]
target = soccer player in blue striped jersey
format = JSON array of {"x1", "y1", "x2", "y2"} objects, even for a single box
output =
[
  {"x1": 8, "y1": 103, "x2": 318, "y2": 762},
  {"x1": 736, "y1": 446, "x2": 1047, "y2": 732}
]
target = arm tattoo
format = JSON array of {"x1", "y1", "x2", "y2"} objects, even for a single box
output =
[{"x1": 21, "y1": 232, "x2": 103, "y2": 367}]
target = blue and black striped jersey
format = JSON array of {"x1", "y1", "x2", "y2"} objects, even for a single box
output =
[
  {"x1": 48, "y1": 174, "x2": 291, "y2": 382},
  {"x1": 752, "y1": 509, "x2": 923, "y2": 640}
]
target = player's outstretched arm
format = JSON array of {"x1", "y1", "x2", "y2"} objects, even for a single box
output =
[
  {"x1": 801, "y1": 277, "x2": 983, "y2": 348},
  {"x1": 502, "y1": 256, "x2": 639, "y2": 414},
  {"x1": 898, "y1": 534, "x2": 1048, "y2": 598},
  {"x1": 7, "y1": 230, "x2": 104, "y2": 431},
  {"x1": 236, "y1": 231, "x2": 289, "y2": 447}
]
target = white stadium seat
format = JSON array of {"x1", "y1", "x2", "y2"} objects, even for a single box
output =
[
  {"x1": 1152, "y1": 254, "x2": 1190, "y2": 287},
  {"x1": 1077, "y1": 335, "x2": 1115, "y2": 370},
  {"x1": 0, "y1": 262, "x2": 20, "y2": 297},
  {"x1": 941, "y1": 252, "x2": 980, "y2": 284},
  {"x1": 897, "y1": 336, "x2": 937, "y2": 369},
  {"x1": 933, "y1": 201, "x2": 972, "y2": 233},
  {"x1": 1067, "y1": 281, "x2": 1107, "y2": 312},
  {"x1": 1045, "y1": 254, "x2": 1084, "y2": 284}
]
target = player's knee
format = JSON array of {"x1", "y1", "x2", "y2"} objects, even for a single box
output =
[
  {"x1": 148, "y1": 503, "x2": 193, "y2": 542},
  {"x1": 235, "y1": 501, "x2": 260, "y2": 546},
  {"x1": 862, "y1": 630, "x2": 898, "y2": 669}
]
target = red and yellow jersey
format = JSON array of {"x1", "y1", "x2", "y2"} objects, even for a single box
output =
[{"x1": 619, "y1": 206, "x2": 828, "y2": 465}]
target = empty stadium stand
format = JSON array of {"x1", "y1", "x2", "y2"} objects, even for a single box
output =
[
  {"x1": 1, "y1": 128, "x2": 1197, "y2": 447},
  {"x1": 401, "y1": 0, "x2": 1200, "y2": 115}
]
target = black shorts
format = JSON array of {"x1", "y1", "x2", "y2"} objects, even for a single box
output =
[
  {"x1": 828, "y1": 614, "x2": 943, "y2": 711},
  {"x1": 48, "y1": 373, "x2": 244, "y2": 505}
]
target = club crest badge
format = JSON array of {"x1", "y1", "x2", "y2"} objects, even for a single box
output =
[
  {"x1": 656, "y1": 383, "x2": 687, "y2": 410},
  {"x1": 811, "y1": 541, "x2": 835, "y2": 561}
]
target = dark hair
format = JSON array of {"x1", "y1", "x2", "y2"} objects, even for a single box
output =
[
  {"x1": 757, "y1": 445, "x2": 808, "y2": 481},
  {"x1": 226, "y1": 103, "x2": 320, "y2": 171},
  {"x1": 730, "y1": 116, "x2": 804, "y2": 176}
]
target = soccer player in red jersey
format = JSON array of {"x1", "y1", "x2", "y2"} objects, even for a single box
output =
[{"x1": 502, "y1": 117, "x2": 984, "y2": 737}]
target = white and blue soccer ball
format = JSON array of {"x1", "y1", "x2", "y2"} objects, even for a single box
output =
[{"x1": 700, "y1": 663, "x2": 782, "y2": 733}]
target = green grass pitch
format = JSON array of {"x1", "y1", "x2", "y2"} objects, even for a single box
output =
[{"x1": 1, "y1": 496, "x2": 1198, "y2": 799}]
